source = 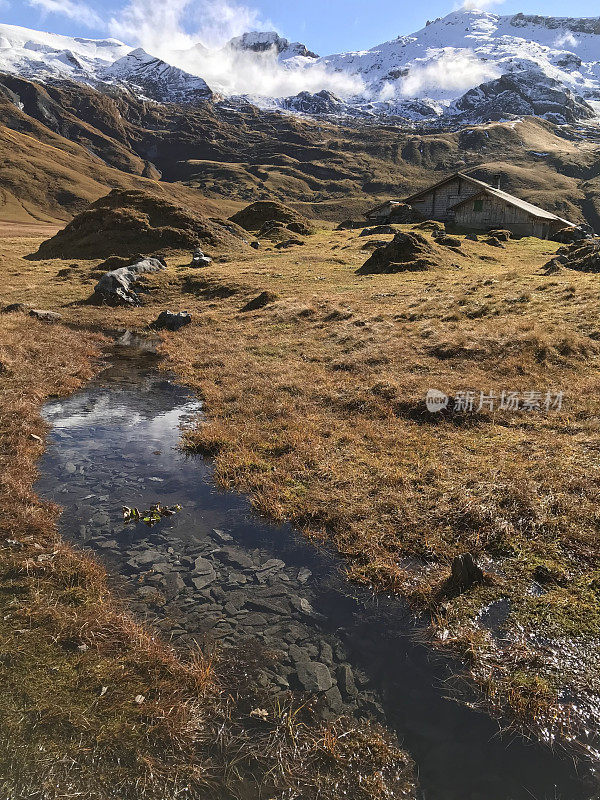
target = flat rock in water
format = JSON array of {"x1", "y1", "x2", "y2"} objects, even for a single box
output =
[
  {"x1": 297, "y1": 568, "x2": 312, "y2": 584},
  {"x1": 290, "y1": 595, "x2": 318, "y2": 617},
  {"x1": 337, "y1": 663, "x2": 358, "y2": 697},
  {"x1": 193, "y1": 556, "x2": 215, "y2": 575},
  {"x1": 297, "y1": 661, "x2": 334, "y2": 693},
  {"x1": 212, "y1": 528, "x2": 233, "y2": 542},
  {"x1": 128, "y1": 549, "x2": 164, "y2": 569},
  {"x1": 163, "y1": 572, "x2": 186, "y2": 597},
  {"x1": 255, "y1": 559, "x2": 286, "y2": 581},
  {"x1": 245, "y1": 597, "x2": 290, "y2": 616},
  {"x1": 218, "y1": 547, "x2": 255, "y2": 570},
  {"x1": 192, "y1": 573, "x2": 215, "y2": 590}
]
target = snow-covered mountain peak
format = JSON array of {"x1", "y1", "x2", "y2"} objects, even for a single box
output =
[
  {"x1": 0, "y1": 22, "x2": 129, "y2": 80},
  {"x1": 311, "y1": 9, "x2": 600, "y2": 122},
  {"x1": 226, "y1": 31, "x2": 318, "y2": 60},
  {"x1": 0, "y1": 12, "x2": 599, "y2": 125},
  {"x1": 103, "y1": 47, "x2": 213, "y2": 103}
]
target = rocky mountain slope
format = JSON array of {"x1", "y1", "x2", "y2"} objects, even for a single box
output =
[
  {"x1": 311, "y1": 10, "x2": 600, "y2": 123},
  {"x1": 1, "y1": 11, "x2": 600, "y2": 126},
  {"x1": 103, "y1": 49, "x2": 213, "y2": 104},
  {"x1": 1, "y1": 69, "x2": 600, "y2": 229}
]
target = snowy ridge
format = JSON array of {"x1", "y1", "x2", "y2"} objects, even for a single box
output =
[
  {"x1": 103, "y1": 48, "x2": 213, "y2": 103},
  {"x1": 300, "y1": 9, "x2": 600, "y2": 122},
  {"x1": 0, "y1": 22, "x2": 129, "y2": 82},
  {"x1": 0, "y1": 11, "x2": 599, "y2": 124}
]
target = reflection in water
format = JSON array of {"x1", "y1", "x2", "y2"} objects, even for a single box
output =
[{"x1": 37, "y1": 345, "x2": 594, "y2": 800}]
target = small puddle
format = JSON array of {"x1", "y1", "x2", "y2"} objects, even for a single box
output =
[{"x1": 36, "y1": 342, "x2": 595, "y2": 800}]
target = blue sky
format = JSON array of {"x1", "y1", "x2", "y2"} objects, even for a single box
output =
[{"x1": 4, "y1": 0, "x2": 600, "y2": 54}]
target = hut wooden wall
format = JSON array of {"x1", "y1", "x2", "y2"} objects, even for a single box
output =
[
  {"x1": 453, "y1": 194, "x2": 550, "y2": 237},
  {"x1": 408, "y1": 177, "x2": 480, "y2": 220}
]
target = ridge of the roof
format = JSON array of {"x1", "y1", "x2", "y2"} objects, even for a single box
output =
[{"x1": 402, "y1": 172, "x2": 491, "y2": 204}]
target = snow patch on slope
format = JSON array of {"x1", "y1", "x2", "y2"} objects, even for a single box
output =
[
  {"x1": 0, "y1": 22, "x2": 130, "y2": 81},
  {"x1": 103, "y1": 47, "x2": 213, "y2": 102}
]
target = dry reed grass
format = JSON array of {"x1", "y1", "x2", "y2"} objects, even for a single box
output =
[
  {"x1": 2, "y1": 222, "x2": 600, "y2": 757},
  {"x1": 0, "y1": 309, "x2": 415, "y2": 799}
]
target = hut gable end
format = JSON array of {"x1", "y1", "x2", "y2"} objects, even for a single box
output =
[
  {"x1": 403, "y1": 173, "x2": 486, "y2": 222},
  {"x1": 448, "y1": 186, "x2": 576, "y2": 237}
]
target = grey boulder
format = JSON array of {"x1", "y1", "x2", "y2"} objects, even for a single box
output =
[
  {"x1": 297, "y1": 661, "x2": 334, "y2": 693},
  {"x1": 151, "y1": 310, "x2": 191, "y2": 331},
  {"x1": 190, "y1": 248, "x2": 212, "y2": 267},
  {"x1": 29, "y1": 309, "x2": 62, "y2": 322},
  {"x1": 92, "y1": 257, "x2": 166, "y2": 306}
]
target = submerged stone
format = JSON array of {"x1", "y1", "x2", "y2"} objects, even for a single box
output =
[{"x1": 297, "y1": 661, "x2": 334, "y2": 693}]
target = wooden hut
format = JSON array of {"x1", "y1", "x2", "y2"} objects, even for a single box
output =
[{"x1": 367, "y1": 172, "x2": 576, "y2": 238}]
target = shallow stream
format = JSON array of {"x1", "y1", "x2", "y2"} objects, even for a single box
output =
[{"x1": 36, "y1": 340, "x2": 594, "y2": 800}]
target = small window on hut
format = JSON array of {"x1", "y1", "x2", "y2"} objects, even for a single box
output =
[{"x1": 473, "y1": 198, "x2": 484, "y2": 212}]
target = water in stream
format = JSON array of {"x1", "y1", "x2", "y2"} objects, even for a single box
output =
[{"x1": 36, "y1": 342, "x2": 595, "y2": 800}]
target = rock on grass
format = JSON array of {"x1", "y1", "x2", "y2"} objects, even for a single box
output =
[{"x1": 551, "y1": 238, "x2": 600, "y2": 273}]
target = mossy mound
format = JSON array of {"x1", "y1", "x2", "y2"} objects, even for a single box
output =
[
  {"x1": 230, "y1": 201, "x2": 312, "y2": 233},
  {"x1": 414, "y1": 220, "x2": 445, "y2": 232},
  {"x1": 34, "y1": 189, "x2": 249, "y2": 259},
  {"x1": 357, "y1": 231, "x2": 441, "y2": 274},
  {"x1": 553, "y1": 238, "x2": 600, "y2": 273}
]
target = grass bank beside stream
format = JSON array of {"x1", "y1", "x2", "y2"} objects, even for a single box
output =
[
  {"x1": 0, "y1": 310, "x2": 416, "y2": 799},
  {"x1": 2, "y1": 221, "x2": 600, "y2": 778},
  {"x1": 156, "y1": 231, "x2": 600, "y2": 763}
]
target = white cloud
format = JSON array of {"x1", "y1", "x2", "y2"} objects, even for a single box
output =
[
  {"x1": 460, "y1": 0, "x2": 505, "y2": 10},
  {"x1": 554, "y1": 31, "x2": 578, "y2": 48},
  {"x1": 108, "y1": 0, "x2": 365, "y2": 98},
  {"x1": 28, "y1": 0, "x2": 102, "y2": 27},
  {"x1": 401, "y1": 48, "x2": 499, "y2": 96},
  {"x1": 109, "y1": 0, "x2": 271, "y2": 52},
  {"x1": 378, "y1": 81, "x2": 396, "y2": 101},
  {"x1": 175, "y1": 44, "x2": 364, "y2": 98}
]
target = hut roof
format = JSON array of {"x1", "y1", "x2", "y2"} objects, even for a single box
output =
[
  {"x1": 448, "y1": 186, "x2": 576, "y2": 226},
  {"x1": 402, "y1": 171, "x2": 575, "y2": 227}
]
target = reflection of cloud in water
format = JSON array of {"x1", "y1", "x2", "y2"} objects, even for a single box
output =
[
  {"x1": 44, "y1": 397, "x2": 145, "y2": 429},
  {"x1": 138, "y1": 405, "x2": 202, "y2": 445},
  {"x1": 43, "y1": 394, "x2": 202, "y2": 440}
]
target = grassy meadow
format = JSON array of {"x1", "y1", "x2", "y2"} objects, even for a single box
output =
[{"x1": 1, "y1": 218, "x2": 599, "y2": 780}]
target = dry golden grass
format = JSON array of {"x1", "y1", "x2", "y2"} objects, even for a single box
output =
[
  {"x1": 2, "y1": 222, "x2": 600, "y2": 757},
  {"x1": 147, "y1": 229, "x2": 600, "y2": 752},
  {"x1": 0, "y1": 280, "x2": 415, "y2": 799}
]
